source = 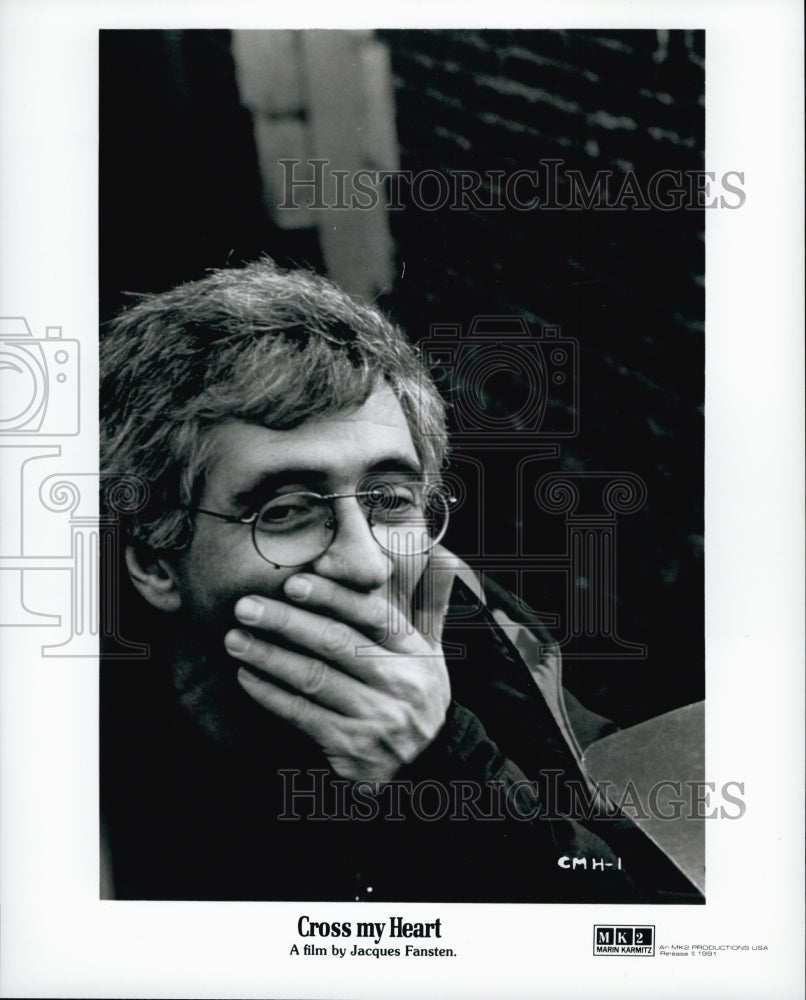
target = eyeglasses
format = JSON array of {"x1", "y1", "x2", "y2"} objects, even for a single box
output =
[{"x1": 189, "y1": 481, "x2": 456, "y2": 568}]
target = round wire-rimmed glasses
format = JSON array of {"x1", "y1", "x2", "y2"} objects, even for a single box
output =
[{"x1": 189, "y1": 481, "x2": 456, "y2": 568}]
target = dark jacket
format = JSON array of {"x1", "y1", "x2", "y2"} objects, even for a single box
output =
[{"x1": 101, "y1": 562, "x2": 652, "y2": 902}]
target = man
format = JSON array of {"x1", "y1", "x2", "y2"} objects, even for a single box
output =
[{"x1": 100, "y1": 258, "x2": 642, "y2": 902}]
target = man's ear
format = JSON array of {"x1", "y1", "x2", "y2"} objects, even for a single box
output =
[{"x1": 125, "y1": 543, "x2": 183, "y2": 613}]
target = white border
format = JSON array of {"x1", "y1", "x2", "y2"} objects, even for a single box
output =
[{"x1": 1, "y1": 2, "x2": 803, "y2": 998}]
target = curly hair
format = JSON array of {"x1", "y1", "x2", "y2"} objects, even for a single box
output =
[{"x1": 100, "y1": 258, "x2": 449, "y2": 552}]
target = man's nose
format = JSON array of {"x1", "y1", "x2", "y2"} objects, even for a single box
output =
[{"x1": 311, "y1": 499, "x2": 393, "y2": 592}]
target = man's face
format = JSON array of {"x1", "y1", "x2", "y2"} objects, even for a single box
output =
[{"x1": 172, "y1": 383, "x2": 431, "y2": 638}]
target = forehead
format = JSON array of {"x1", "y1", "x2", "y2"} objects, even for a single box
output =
[{"x1": 201, "y1": 385, "x2": 419, "y2": 499}]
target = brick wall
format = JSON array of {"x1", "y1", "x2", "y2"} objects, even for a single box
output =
[{"x1": 378, "y1": 29, "x2": 705, "y2": 722}]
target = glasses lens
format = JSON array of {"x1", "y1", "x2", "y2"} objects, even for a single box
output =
[
  {"x1": 362, "y1": 481, "x2": 450, "y2": 556},
  {"x1": 252, "y1": 493, "x2": 334, "y2": 567}
]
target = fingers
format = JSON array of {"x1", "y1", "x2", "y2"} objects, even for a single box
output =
[
  {"x1": 236, "y1": 666, "x2": 345, "y2": 745},
  {"x1": 279, "y1": 552, "x2": 460, "y2": 651},
  {"x1": 236, "y1": 667, "x2": 419, "y2": 784},
  {"x1": 234, "y1": 582, "x2": 430, "y2": 669},
  {"x1": 225, "y1": 628, "x2": 373, "y2": 715},
  {"x1": 233, "y1": 595, "x2": 382, "y2": 682},
  {"x1": 281, "y1": 574, "x2": 418, "y2": 651},
  {"x1": 229, "y1": 580, "x2": 453, "y2": 784}
]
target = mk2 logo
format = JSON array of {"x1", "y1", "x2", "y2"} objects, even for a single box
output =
[{"x1": 593, "y1": 925, "x2": 655, "y2": 956}]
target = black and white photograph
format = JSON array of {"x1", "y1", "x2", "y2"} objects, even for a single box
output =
[
  {"x1": 98, "y1": 26, "x2": 707, "y2": 906},
  {"x1": 0, "y1": 2, "x2": 803, "y2": 998}
]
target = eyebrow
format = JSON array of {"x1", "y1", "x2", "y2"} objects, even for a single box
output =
[{"x1": 230, "y1": 456, "x2": 424, "y2": 510}]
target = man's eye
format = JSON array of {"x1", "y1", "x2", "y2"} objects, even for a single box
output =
[
  {"x1": 363, "y1": 484, "x2": 421, "y2": 513},
  {"x1": 386, "y1": 491, "x2": 417, "y2": 510},
  {"x1": 255, "y1": 496, "x2": 320, "y2": 530}
]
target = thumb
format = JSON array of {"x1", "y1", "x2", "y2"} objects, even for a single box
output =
[{"x1": 411, "y1": 545, "x2": 462, "y2": 646}]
